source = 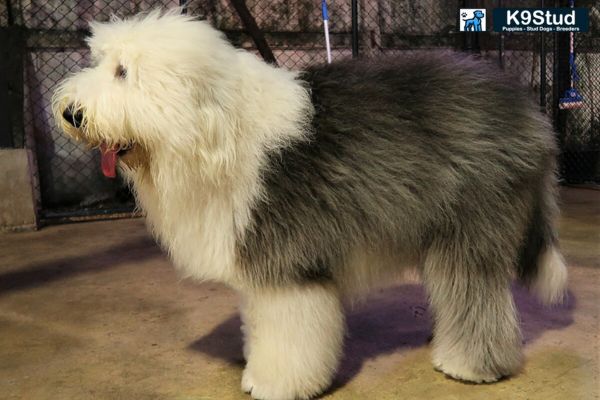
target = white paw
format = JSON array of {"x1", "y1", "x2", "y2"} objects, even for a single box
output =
[
  {"x1": 433, "y1": 357, "x2": 501, "y2": 383},
  {"x1": 241, "y1": 368, "x2": 254, "y2": 394},
  {"x1": 241, "y1": 365, "x2": 325, "y2": 400}
]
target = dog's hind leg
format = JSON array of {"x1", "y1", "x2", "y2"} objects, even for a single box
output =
[
  {"x1": 423, "y1": 237, "x2": 523, "y2": 383},
  {"x1": 240, "y1": 283, "x2": 344, "y2": 400}
]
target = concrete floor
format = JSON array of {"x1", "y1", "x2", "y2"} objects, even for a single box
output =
[{"x1": 0, "y1": 188, "x2": 598, "y2": 400}]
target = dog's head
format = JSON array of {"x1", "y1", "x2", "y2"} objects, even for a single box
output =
[
  {"x1": 52, "y1": 9, "x2": 239, "y2": 178},
  {"x1": 473, "y1": 10, "x2": 484, "y2": 19}
]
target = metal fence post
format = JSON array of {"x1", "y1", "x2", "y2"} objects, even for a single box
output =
[
  {"x1": 540, "y1": 0, "x2": 547, "y2": 110},
  {"x1": 498, "y1": 0, "x2": 505, "y2": 68},
  {"x1": 179, "y1": 0, "x2": 187, "y2": 14},
  {"x1": 351, "y1": 0, "x2": 358, "y2": 58},
  {"x1": 553, "y1": 0, "x2": 570, "y2": 143},
  {"x1": 0, "y1": 0, "x2": 25, "y2": 149},
  {"x1": 0, "y1": 28, "x2": 13, "y2": 148},
  {"x1": 229, "y1": 0, "x2": 277, "y2": 65},
  {"x1": 461, "y1": 0, "x2": 481, "y2": 54}
]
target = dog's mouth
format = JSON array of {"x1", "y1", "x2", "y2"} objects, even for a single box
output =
[{"x1": 100, "y1": 143, "x2": 133, "y2": 178}]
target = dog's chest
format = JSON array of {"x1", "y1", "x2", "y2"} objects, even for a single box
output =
[{"x1": 133, "y1": 174, "x2": 240, "y2": 284}]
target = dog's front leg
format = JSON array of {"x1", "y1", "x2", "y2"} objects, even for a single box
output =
[{"x1": 240, "y1": 283, "x2": 344, "y2": 400}]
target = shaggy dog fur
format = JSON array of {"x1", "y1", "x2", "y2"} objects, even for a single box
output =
[{"x1": 53, "y1": 10, "x2": 568, "y2": 400}]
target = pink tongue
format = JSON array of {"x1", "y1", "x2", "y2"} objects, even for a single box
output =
[{"x1": 100, "y1": 143, "x2": 118, "y2": 178}]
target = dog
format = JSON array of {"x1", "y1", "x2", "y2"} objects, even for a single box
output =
[
  {"x1": 53, "y1": 10, "x2": 567, "y2": 400},
  {"x1": 463, "y1": 10, "x2": 485, "y2": 31}
]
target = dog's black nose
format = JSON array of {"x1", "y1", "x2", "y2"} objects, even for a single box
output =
[{"x1": 62, "y1": 104, "x2": 84, "y2": 128}]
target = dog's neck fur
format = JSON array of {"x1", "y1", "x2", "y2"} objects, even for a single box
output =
[{"x1": 128, "y1": 52, "x2": 313, "y2": 285}]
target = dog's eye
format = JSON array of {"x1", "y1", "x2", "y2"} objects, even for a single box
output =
[{"x1": 115, "y1": 64, "x2": 127, "y2": 79}]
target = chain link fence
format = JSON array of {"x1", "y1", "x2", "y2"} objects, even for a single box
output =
[
  {"x1": 191, "y1": 0, "x2": 354, "y2": 68},
  {"x1": 352, "y1": 0, "x2": 599, "y2": 185},
  {"x1": 557, "y1": 1, "x2": 600, "y2": 184},
  {"x1": 359, "y1": 0, "x2": 458, "y2": 56},
  {"x1": 0, "y1": 0, "x2": 598, "y2": 221}
]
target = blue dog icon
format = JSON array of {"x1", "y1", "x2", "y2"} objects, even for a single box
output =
[{"x1": 463, "y1": 10, "x2": 485, "y2": 31}]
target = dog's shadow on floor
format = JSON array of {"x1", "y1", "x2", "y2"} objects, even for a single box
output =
[{"x1": 189, "y1": 283, "x2": 575, "y2": 389}]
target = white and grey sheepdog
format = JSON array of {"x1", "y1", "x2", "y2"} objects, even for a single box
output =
[{"x1": 53, "y1": 10, "x2": 568, "y2": 400}]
